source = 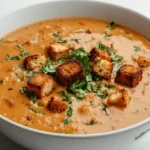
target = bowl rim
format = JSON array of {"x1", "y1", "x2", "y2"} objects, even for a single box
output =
[{"x1": 0, "y1": 0, "x2": 150, "y2": 138}]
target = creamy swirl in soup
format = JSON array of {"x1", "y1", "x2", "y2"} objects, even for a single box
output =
[{"x1": 0, "y1": 18, "x2": 150, "y2": 134}]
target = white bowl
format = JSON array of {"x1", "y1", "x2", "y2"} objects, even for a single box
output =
[{"x1": 0, "y1": 1, "x2": 150, "y2": 150}]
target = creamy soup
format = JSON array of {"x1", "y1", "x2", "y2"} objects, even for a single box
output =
[{"x1": 0, "y1": 18, "x2": 150, "y2": 134}]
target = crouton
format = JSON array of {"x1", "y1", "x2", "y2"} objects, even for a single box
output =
[
  {"x1": 27, "y1": 73, "x2": 53, "y2": 98},
  {"x1": 47, "y1": 97, "x2": 68, "y2": 113},
  {"x1": 107, "y1": 89, "x2": 130, "y2": 107},
  {"x1": 56, "y1": 59, "x2": 85, "y2": 86},
  {"x1": 48, "y1": 43, "x2": 70, "y2": 60},
  {"x1": 92, "y1": 57, "x2": 113, "y2": 79},
  {"x1": 115, "y1": 64, "x2": 142, "y2": 87},
  {"x1": 24, "y1": 53, "x2": 46, "y2": 71},
  {"x1": 137, "y1": 56, "x2": 150, "y2": 68},
  {"x1": 90, "y1": 48, "x2": 112, "y2": 62}
]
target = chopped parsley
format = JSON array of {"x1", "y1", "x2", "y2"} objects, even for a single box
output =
[
  {"x1": 58, "y1": 57, "x2": 66, "y2": 64},
  {"x1": 27, "y1": 91, "x2": 37, "y2": 103},
  {"x1": 53, "y1": 32, "x2": 59, "y2": 37},
  {"x1": 104, "y1": 83, "x2": 116, "y2": 89},
  {"x1": 20, "y1": 50, "x2": 29, "y2": 57},
  {"x1": 14, "y1": 73, "x2": 19, "y2": 78},
  {"x1": 41, "y1": 58, "x2": 56, "y2": 74},
  {"x1": 67, "y1": 105, "x2": 73, "y2": 117},
  {"x1": 96, "y1": 90, "x2": 108, "y2": 99},
  {"x1": 134, "y1": 46, "x2": 141, "y2": 52},
  {"x1": 55, "y1": 38, "x2": 67, "y2": 44},
  {"x1": 17, "y1": 44, "x2": 22, "y2": 49},
  {"x1": 104, "y1": 32, "x2": 111, "y2": 37},
  {"x1": 20, "y1": 86, "x2": 27, "y2": 94},
  {"x1": 6, "y1": 55, "x2": 20, "y2": 60},
  {"x1": 71, "y1": 39, "x2": 79, "y2": 43},
  {"x1": 29, "y1": 106, "x2": 42, "y2": 114},
  {"x1": 0, "y1": 39, "x2": 3, "y2": 44},
  {"x1": 59, "y1": 90, "x2": 72, "y2": 104},
  {"x1": 100, "y1": 103, "x2": 109, "y2": 115},
  {"x1": 24, "y1": 71, "x2": 34, "y2": 77},
  {"x1": 107, "y1": 22, "x2": 115, "y2": 30},
  {"x1": 86, "y1": 120, "x2": 97, "y2": 125},
  {"x1": 20, "y1": 65, "x2": 26, "y2": 71},
  {"x1": 63, "y1": 118, "x2": 69, "y2": 125},
  {"x1": 96, "y1": 43, "x2": 123, "y2": 63},
  {"x1": 37, "y1": 102, "x2": 44, "y2": 106}
]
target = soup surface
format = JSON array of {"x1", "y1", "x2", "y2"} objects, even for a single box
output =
[{"x1": 0, "y1": 18, "x2": 150, "y2": 134}]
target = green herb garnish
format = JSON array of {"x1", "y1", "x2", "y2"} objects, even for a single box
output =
[
  {"x1": 27, "y1": 91, "x2": 37, "y2": 103},
  {"x1": 100, "y1": 103, "x2": 109, "y2": 115},
  {"x1": 58, "y1": 57, "x2": 66, "y2": 64},
  {"x1": 20, "y1": 86, "x2": 27, "y2": 94},
  {"x1": 134, "y1": 46, "x2": 141, "y2": 52},
  {"x1": 104, "y1": 83, "x2": 116, "y2": 89},
  {"x1": 20, "y1": 50, "x2": 29, "y2": 57},
  {"x1": 63, "y1": 118, "x2": 70, "y2": 125},
  {"x1": 55, "y1": 38, "x2": 67, "y2": 44},
  {"x1": 14, "y1": 73, "x2": 19, "y2": 78},
  {"x1": 6, "y1": 55, "x2": 20, "y2": 60},
  {"x1": 53, "y1": 32, "x2": 59, "y2": 37},
  {"x1": 59, "y1": 90, "x2": 72, "y2": 104},
  {"x1": 17, "y1": 44, "x2": 22, "y2": 49},
  {"x1": 86, "y1": 120, "x2": 97, "y2": 125},
  {"x1": 24, "y1": 71, "x2": 34, "y2": 77},
  {"x1": 0, "y1": 39, "x2": 3, "y2": 44},
  {"x1": 29, "y1": 106, "x2": 42, "y2": 114},
  {"x1": 104, "y1": 32, "x2": 111, "y2": 37},
  {"x1": 97, "y1": 90, "x2": 108, "y2": 99},
  {"x1": 37, "y1": 102, "x2": 44, "y2": 106},
  {"x1": 71, "y1": 39, "x2": 79, "y2": 43},
  {"x1": 41, "y1": 58, "x2": 56, "y2": 74},
  {"x1": 67, "y1": 105, "x2": 73, "y2": 117},
  {"x1": 107, "y1": 22, "x2": 115, "y2": 30}
]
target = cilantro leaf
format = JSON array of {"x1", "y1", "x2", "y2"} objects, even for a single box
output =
[
  {"x1": 6, "y1": 55, "x2": 20, "y2": 60},
  {"x1": 0, "y1": 39, "x2": 3, "y2": 44},
  {"x1": 20, "y1": 86, "x2": 27, "y2": 94},
  {"x1": 53, "y1": 32, "x2": 59, "y2": 37},
  {"x1": 55, "y1": 38, "x2": 67, "y2": 44},
  {"x1": 100, "y1": 103, "x2": 109, "y2": 115},
  {"x1": 59, "y1": 90, "x2": 72, "y2": 104},
  {"x1": 27, "y1": 91, "x2": 37, "y2": 103},
  {"x1": 134, "y1": 46, "x2": 141, "y2": 52},
  {"x1": 104, "y1": 32, "x2": 111, "y2": 37},
  {"x1": 41, "y1": 58, "x2": 56, "y2": 74},
  {"x1": 63, "y1": 118, "x2": 70, "y2": 125},
  {"x1": 96, "y1": 90, "x2": 108, "y2": 99},
  {"x1": 86, "y1": 120, "x2": 97, "y2": 125},
  {"x1": 20, "y1": 50, "x2": 29, "y2": 57},
  {"x1": 107, "y1": 22, "x2": 115, "y2": 30}
]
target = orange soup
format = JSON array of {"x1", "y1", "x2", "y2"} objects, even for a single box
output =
[{"x1": 0, "y1": 18, "x2": 150, "y2": 134}]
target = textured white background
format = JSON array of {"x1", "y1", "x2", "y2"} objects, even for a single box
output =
[{"x1": 0, "y1": 0, "x2": 150, "y2": 150}]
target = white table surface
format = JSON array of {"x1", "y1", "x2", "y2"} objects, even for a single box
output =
[{"x1": 0, "y1": 0, "x2": 150, "y2": 149}]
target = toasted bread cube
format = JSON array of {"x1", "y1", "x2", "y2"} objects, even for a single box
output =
[
  {"x1": 90, "y1": 48, "x2": 112, "y2": 62},
  {"x1": 56, "y1": 59, "x2": 85, "y2": 86},
  {"x1": 47, "y1": 97, "x2": 68, "y2": 113},
  {"x1": 27, "y1": 73, "x2": 53, "y2": 98},
  {"x1": 115, "y1": 64, "x2": 142, "y2": 87},
  {"x1": 137, "y1": 56, "x2": 150, "y2": 68},
  {"x1": 92, "y1": 57, "x2": 113, "y2": 79},
  {"x1": 24, "y1": 53, "x2": 46, "y2": 71},
  {"x1": 107, "y1": 89, "x2": 130, "y2": 107},
  {"x1": 48, "y1": 43, "x2": 70, "y2": 60}
]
